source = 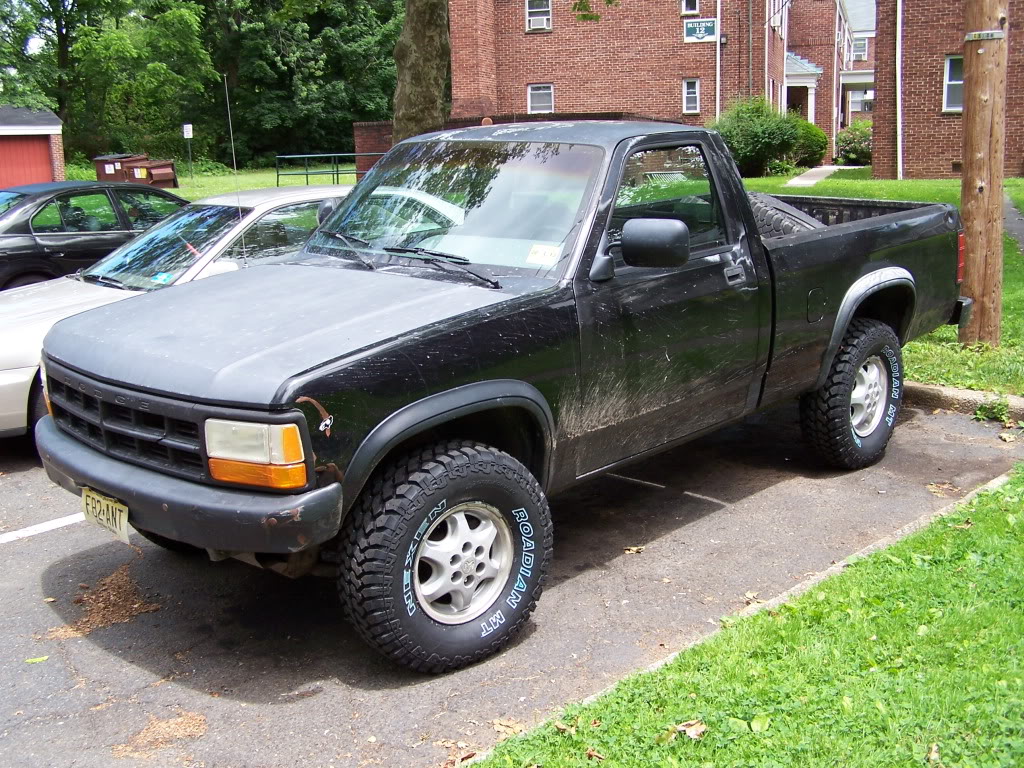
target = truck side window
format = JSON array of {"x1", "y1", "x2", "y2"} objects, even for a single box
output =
[{"x1": 609, "y1": 145, "x2": 727, "y2": 255}]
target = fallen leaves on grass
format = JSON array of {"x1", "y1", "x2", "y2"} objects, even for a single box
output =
[
  {"x1": 623, "y1": 546, "x2": 645, "y2": 555},
  {"x1": 491, "y1": 718, "x2": 526, "y2": 740},
  {"x1": 927, "y1": 482, "x2": 961, "y2": 498},
  {"x1": 656, "y1": 719, "x2": 708, "y2": 744},
  {"x1": 953, "y1": 518, "x2": 974, "y2": 530},
  {"x1": 553, "y1": 720, "x2": 576, "y2": 735},
  {"x1": 47, "y1": 564, "x2": 159, "y2": 640},
  {"x1": 112, "y1": 710, "x2": 207, "y2": 759},
  {"x1": 927, "y1": 743, "x2": 941, "y2": 762},
  {"x1": 585, "y1": 747, "x2": 606, "y2": 760}
]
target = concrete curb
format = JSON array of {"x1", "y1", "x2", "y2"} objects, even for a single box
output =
[
  {"x1": 904, "y1": 380, "x2": 1024, "y2": 421},
  {"x1": 468, "y1": 470, "x2": 1015, "y2": 764}
]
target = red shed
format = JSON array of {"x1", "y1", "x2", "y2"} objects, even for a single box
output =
[{"x1": 0, "y1": 106, "x2": 65, "y2": 188}]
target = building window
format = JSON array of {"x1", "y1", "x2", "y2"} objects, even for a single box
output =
[
  {"x1": 943, "y1": 56, "x2": 964, "y2": 112},
  {"x1": 850, "y1": 89, "x2": 875, "y2": 112},
  {"x1": 770, "y1": 0, "x2": 783, "y2": 29},
  {"x1": 681, "y1": 0, "x2": 699, "y2": 15},
  {"x1": 853, "y1": 37, "x2": 868, "y2": 61},
  {"x1": 526, "y1": 0, "x2": 551, "y2": 30},
  {"x1": 683, "y1": 79, "x2": 700, "y2": 114},
  {"x1": 528, "y1": 83, "x2": 554, "y2": 113}
]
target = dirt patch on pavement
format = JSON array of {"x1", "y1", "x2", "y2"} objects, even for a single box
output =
[
  {"x1": 47, "y1": 563, "x2": 159, "y2": 639},
  {"x1": 112, "y1": 710, "x2": 207, "y2": 759}
]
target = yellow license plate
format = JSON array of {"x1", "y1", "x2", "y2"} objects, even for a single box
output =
[{"x1": 81, "y1": 487, "x2": 131, "y2": 544}]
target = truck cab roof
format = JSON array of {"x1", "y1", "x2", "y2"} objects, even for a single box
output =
[{"x1": 410, "y1": 120, "x2": 707, "y2": 148}]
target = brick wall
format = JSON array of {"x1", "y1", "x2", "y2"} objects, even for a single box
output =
[
  {"x1": 788, "y1": 0, "x2": 848, "y2": 153},
  {"x1": 875, "y1": 0, "x2": 1024, "y2": 179},
  {"x1": 449, "y1": 0, "x2": 785, "y2": 125},
  {"x1": 48, "y1": 133, "x2": 65, "y2": 182}
]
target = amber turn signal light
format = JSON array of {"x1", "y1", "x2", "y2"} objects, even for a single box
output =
[{"x1": 208, "y1": 458, "x2": 307, "y2": 490}]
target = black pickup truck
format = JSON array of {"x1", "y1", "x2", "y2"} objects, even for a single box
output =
[{"x1": 36, "y1": 121, "x2": 971, "y2": 672}]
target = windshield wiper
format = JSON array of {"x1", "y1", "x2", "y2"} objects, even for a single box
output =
[
  {"x1": 382, "y1": 247, "x2": 501, "y2": 289},
  {"x1": 318, "y1": 230, "x2": 376, "y2": 270},
  {"x1": 80, "y1": 272, "x2": 127, "y2": 289}
]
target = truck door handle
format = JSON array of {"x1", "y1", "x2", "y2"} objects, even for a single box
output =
[{"x1": 724, "y1": 264, "x2": 745, "y2": 285}]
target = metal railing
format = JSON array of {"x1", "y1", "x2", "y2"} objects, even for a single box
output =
[{"x1": 275, "y1": 152, "x2": 385, "y2": 186}]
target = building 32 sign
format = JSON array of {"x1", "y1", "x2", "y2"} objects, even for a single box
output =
[{"x1": 683, "y1": 18, "x2": 718, "y2": 42}]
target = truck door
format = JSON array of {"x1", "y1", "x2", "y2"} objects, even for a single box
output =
[{"x1": 571, "y1": 140, "x2": 764, "y2": 476}]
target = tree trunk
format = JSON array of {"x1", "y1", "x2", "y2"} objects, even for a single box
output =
[
  {"x1": 958, "y1": 0, "x2": 1008, "y2": 345},
  {"x1": 392, "y1": 0, "x2": 450, "y2": 143}
]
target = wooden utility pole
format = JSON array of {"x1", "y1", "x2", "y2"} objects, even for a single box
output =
[{"x1": 959, "y1": 0, "x2": 1009, "y2": 345}]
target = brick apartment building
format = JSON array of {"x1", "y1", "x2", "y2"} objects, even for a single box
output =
[
  {"x1": 355, "y1": 0, "x2": 870, "y2": 164},
  {"x1": 448, "y1": 0, "x2": 788, "y2": 123},
  {"x1": 874, "y1": 0, "x2": 1024, "y2": 179}
]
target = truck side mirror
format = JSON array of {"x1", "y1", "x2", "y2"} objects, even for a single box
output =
[
  {"x1": 317, "y1": 197, "x2": 341, "y2": 226},
  {"x1": 621, "y1": 218, "x2": 690, "y2": 268}
]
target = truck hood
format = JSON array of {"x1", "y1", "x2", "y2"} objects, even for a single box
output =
[
  {"x1": 44, "y1": 264, "x2": 511, "y2": 406},
  {"x1": 0, "y1": 276, "x2": 130, "y2": 370}
]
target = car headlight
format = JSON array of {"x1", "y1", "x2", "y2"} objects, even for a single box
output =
[{"x1": 204, "y1": 419, "x2": 306, "y2": 490}]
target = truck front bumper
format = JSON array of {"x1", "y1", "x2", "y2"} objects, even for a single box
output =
[{"x1": 36, "y1": 416, "x2": 343, "y2": 554}]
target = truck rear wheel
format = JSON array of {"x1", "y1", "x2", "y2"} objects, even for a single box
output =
[
  {"x1": 800, "y1": 318, "x2": 904, "y2": 470},
  {"x1": 337, "y1": 440, "x2": 553, "y2": 673}
]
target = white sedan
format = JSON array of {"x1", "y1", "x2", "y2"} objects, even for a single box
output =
[{"x1": 0, "y1": 185, "x2": 350, "y2": 439}]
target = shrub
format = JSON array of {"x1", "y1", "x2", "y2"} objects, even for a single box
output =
[
  {"x1": 64, "y1": 163, "x2": 96, "y2": 181},
  {"x1": 791, "y1": 119, "x2": 828, "y2": 167},
  {"x1": 766, "y1": 158, "x2": 798, "y2": 176},
  {"x1": 836, "y1": 120, "x2": 872, "y2": 165},
  {"x1": 709, "y1": 97, "x2": 799, "y2": 177}
]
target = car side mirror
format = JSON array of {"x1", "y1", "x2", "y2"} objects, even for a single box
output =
[
  {"x1": 621, "y1": 218, "x2": 690, "y2": 268},
  {"x1": 317, "y1": 197, "x2": 341, "y2": 226}
]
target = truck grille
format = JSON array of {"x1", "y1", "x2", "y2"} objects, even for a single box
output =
[{"x1": 48, "y1": 369, "x2": 206, "y2": 482}]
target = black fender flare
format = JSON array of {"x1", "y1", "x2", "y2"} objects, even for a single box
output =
[
  {"x1": 813, "y1": 267, "x2": 916, "y2": 391},
  {"x1": 341, "y1": 380, "x2": 555, "y2": 512}
]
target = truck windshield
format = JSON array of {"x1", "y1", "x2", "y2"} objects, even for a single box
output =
[
  {"x1": 82, "y1": 204, "x2": 249, "y2": 291},
  {"x1": 314, "y1": 140, "x2": 604, "y2": 277}
]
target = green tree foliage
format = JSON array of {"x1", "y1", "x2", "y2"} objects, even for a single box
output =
[
  {"x1": 790, "y1": 119, "x2": 828, "y2": 168},
  {"x1": 0, "y1": 0, "x2": 402, "y2": 165},
  {"x1": 709, "y1": 97, "x2": 799, "y2": 177},
  {"x1": 836, "y1": 119, "x2": 872, "y2": 165}
]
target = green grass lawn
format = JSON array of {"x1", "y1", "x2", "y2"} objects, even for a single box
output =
[
  {"x1": 743, "y1": 171, "x2": 1023, "y2": 393},
  {"x1": 480, "y1": 467, "x2": 1024, "y2": 768},
  {"x1": 174, "y1": 167, "x2": 356, "y2": 202},
  {"x1": 828, "y1": 166, "x2": 873, "y2": 180}
]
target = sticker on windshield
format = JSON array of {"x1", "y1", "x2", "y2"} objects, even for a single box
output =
[
  {"x1": 527, "y1": 244, "x2": 561, "y2": 267},
  {"x1": 151, "y1": 272, "x2": 173, "y2": 285}
]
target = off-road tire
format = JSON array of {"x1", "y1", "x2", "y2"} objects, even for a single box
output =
[
  {"x1": 133, "y1": 527, "x2": 204, "y2": 555},
  {"x1": 800, "y1": 318, "x2": 904, "y2": 470},
  {"x1": 337, "y1": 441, "x2": 553, "y2": 673},
  {"x1": 747, "y1": 192, "x2": 824, "y2": 238}
]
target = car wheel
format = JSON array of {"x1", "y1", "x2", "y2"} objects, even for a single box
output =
[
  {"x1": 29, "y1": 382, "x2": 48, "y2": 431},
  {"x1": 800, "y1": 318, "x2": 904, "y2": 470},
  {"x1": 337, "y1": 440, "x2": 553, "y2": 673},
  {"x1": 5, "y1": 273, "x2": 52, "y2": 290}
]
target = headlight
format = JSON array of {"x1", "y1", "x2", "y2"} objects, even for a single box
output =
[
  {"x1": 39, "y1": 358, "x2": 52, "y2": 416},
  {"x1": 204, "y1": 419, "x2": 306, "y2": 490}
]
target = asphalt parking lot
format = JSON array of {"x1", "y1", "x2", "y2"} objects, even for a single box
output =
[{"x1": 1, "y1": 403, "x2": 1021, "y2": 768}]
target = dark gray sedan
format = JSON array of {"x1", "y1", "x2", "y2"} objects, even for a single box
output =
[{"x1": 0, "y1": 180, "x2": 187, "y2": 289}]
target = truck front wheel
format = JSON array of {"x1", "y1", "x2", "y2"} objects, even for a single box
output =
[
  {"x1": 800, "y1": 318, "x2": 904, "y2": 470},
  {"x1": 337, "y1": 441, "x2": 553, "y2": 673}
]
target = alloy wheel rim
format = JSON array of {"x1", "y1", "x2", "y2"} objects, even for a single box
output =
[
  {"x1": 851, "y1": 355, "x2": 888, "y2": 437},
  {"x1": 412, "y1": 502, "x2": 514, "y2": 625}
]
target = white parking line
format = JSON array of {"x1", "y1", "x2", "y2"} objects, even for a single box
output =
[{"x1": 0, "y1": 512, "x2": 84, "y2": 544}]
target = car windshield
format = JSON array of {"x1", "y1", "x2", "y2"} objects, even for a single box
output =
[
  {"x1": 313, "y1": 140, "x2": 604, "y2": 277},
  {"x1": 82, "y1": 204, "x2": 249, "y2": 291},
  {"x1": 0, "y1": 191, "x2": 26, "y2": 215}
]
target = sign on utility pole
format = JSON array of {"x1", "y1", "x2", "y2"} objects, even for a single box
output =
[
  {"x1": 183, "y1": 123, "x2": 194, "y2": 184},
  {"x1": 959, "y1": 1, "x2": 1008, "y2": 345}
]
